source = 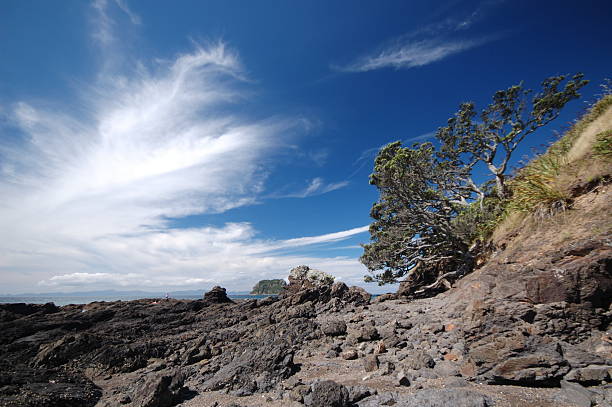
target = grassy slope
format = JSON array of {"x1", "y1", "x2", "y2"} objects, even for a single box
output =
[{"x1": 490, "y1": 95, "x2": 612, "y2": 246}]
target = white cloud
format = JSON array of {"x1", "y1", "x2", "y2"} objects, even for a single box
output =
[
  {"x1": 0, "y1": 7, "x2": 376, "y2": 294},
  {"x1": 34, "y1": 224, "x2": 371, "y2": 291},
  {"x1": 91, "y1": 0, "x2": 140, "y2": 47},
  {"x1": 339, "y1": 38, "x2": 484, "y2": 72},
  {"x1": 277, "y1": 177, "x2": 349, "y2": 198},
  {"x1": 336, "y1": 1, "x2": 503, "y2": 73}
]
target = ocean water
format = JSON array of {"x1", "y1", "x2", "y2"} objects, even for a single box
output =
[{"x1": 0, "y1": 294, "x2": 273, "y2": 307}]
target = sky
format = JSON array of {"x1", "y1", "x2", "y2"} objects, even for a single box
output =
[{"x1": 0, "y1": 0, "x2": 610, "y2": 294}]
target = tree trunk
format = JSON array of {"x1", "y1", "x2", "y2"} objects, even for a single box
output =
[{"x1": 495, "y1": 173, "x2": 508, "y2": 199}]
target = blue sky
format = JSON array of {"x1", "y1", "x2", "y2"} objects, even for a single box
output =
[{"x1": 0, "y1": 0, "x2": 610, "y2": 293}]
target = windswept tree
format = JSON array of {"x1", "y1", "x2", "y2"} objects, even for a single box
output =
[
  {"x1": 361, "y1": 142, "x2": 474, "y2": 292},
  {"x1": 361, "y1": 74, "x2": 588, "y2": 297},
  {"x1": 437, "y1": 73, "x2": 588, "y2": 200}
]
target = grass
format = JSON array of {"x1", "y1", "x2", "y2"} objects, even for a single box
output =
[
  {"x1": 488, "y1": 93, "x2": 612, "y2": 243},
  {"x1": 593, "y1": 129, "x2": 612, "y2": 159},
  {"x1": 506, "y1": 153, "x2": 570, "y2": 217}
]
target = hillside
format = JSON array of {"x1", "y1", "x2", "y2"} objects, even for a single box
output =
[{"x1": 250, "y1": 279, "x2": 287, "y2": 295}]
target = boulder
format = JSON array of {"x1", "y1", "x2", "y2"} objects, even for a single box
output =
[
  {"x1": 362, "y1": 355, "x2": 379, "y2": 372},
  {"x1": 341, "y1": 349, "x2": 358, "y2": 360},
  {"x1": 132, "y1": 370, "x2": 186, "y2": 407},
  {"x1": 287, "y1": 265, "x2": 334, "y2": 290},
  {"x1": 565, "y1": 365, "x2": 612, "y2": 383},
  {"x1": 401, "y1": 350, "x2": 436, "y2": 370},
  {"x1": 357, "y1": 389, "x2": 493, "y2": 407},
  {"x1": 321, "y1": 319, "x2": 347, "y2": 336},
  {"x1": 357, "y1": 325, "x2": 379, "y2": 342},
  {"x1": 303, "y1": 380, "x2": 350, "y2": 407},
  {"x1": 203, "y1": 286, "x2": 233, "y2": 303}
]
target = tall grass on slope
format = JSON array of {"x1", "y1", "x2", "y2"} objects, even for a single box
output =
[
  {"x1": 593, "y1": 129, "x2": 612, "y2": 159},
  {"x1": 507, "y1": 153, "x2": 570, "y2": 219},
  {"x1": 507, "y1": 92, "x2": 612, "y2": 220}
]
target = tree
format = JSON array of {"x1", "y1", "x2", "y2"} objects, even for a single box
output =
[
  {"x1": 361, "y1": 74, "x2": 588, "y2": 296},
  {"x1": 361, "y1": 142, "x2": 473, "y2": 293},
  {"x1": 437, "y1": 73, "x2": 588, "y2": 200}
]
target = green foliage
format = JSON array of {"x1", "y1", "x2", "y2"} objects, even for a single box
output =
[
  {"x1": 452, "y1": 196, "x2": 506, "y2": 243},
  {"x1": 362, "y1": 74, "x2": 588, "y2": 294},
  {"x1": 436, "y1": 73, "x2": 588, "y2": 200},
  {"x1": 250, "y1": 279, "x2": 287, "y2": 295},
  {"x1": 593, "y1": 129, "x2": 612, "y2": 158},
  {"x1": 361, "y1": 141, "x2": 474, "y2": 288}
]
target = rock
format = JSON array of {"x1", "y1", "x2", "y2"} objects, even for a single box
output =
[
  {"x1": 34, "y1": 332, "x2": 100, "y2": 367},
  {"x1": 556, "y1": 380, "x2": 596, "y2": 407},
  {"x1": 379, "y1": 361, "x2": 395, "y2": 376},
  {"x1": 303, "y1": 380, "x2": 350, "y2": 407},
  {"x1": 341, "y1": 349, "x2": 358, "y2": 360},
  {"x1": 358, "y1": 325, "x2": 379, "y2": 342},
  {"x1": 362, "y1": 355, "x2": 379, "y2": 372},
  {"x1": 203, "y1": 286, "x2": 233, "y2": 303},
  {"x1": 289, "y1": 384, "x2": 310, "y2": 402},
  {"x1": 396, "y1": 371, "x2": 411, "y2": 387},
  {"x1": 345, "y1": 286, "x2": 372, "y2": 305},
  {"x1": 358, "y1": 389, "x2": 492, "y2": 407},
  {"x1": 402, "y1": 350, "x2": 436, "y2": 370},
  {"x1": 347, "y1": 385, "x2": 374, "y2": 403},
  {"x1": 373, "y1": 293, "x2": 396, "y2": 303},
  {"x1": 288, "y1": 265, "x2": 335, "y2": 290},
  {"x1": 560, "y1": 342, "x2": 606, "y2": 368},
  {"x1": 132, "y1": 369, "x2": 186, "y2": 407},
  {"x1": 321, "y1": 319, "x2": 347, "y2": 336},
  {"x1": 434, "y1": 360, "x2": 460, "y2": 377},
  {"x1": 374, "y1": 341, "x2": 386, "y2": 354},
  {"x1": 565, "y1": 365, "x2": 612, "y2": 383},
  {"x1": 201, "y1": 341, "x2": 296, "y2": 393},
  {"x1": 489, "y1": 345, "x2": 570, "y2": 384}
]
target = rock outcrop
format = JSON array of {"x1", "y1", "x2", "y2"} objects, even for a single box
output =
[{"x1": 203, "y1": 285, "x2": 233, "y2": 303}]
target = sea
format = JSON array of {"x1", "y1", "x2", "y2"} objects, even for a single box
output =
[{"x1": 0, "y1": 294, "x2": 273, "y2": 307}]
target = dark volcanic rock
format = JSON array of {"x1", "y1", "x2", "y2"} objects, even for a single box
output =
[
  {"x1": 358, "y1": 389, "x2": 493, "y2": 407},
  {"x1": 133, "y1": 369, "x2": 186, "y2": 407},
  {"x1": 320, "y1": 319, "x2": 347, "y2": 336},
  {"x1": 303, "y1": 380, "x2": 350, "y2": 407},
  {"x1": 203, "y1": 286, "x2": 233, "y2": 303}
]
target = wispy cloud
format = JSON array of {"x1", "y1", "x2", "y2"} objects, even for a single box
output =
[
  {"x1": 0, "y1": 4, "x2": 371, "y2": 293},
  {"x1": 91, "y1": 0, "x2": 139, "y2": 47},
  {"x1": 335, "y1": 1, "x2": 502, "y2": 72},
  {"x1": 338, "y1": 36, "x2": 492, "y2": 73},
  {"x1": 285, "y1": 177, "x2": 349, "y2": 198}
]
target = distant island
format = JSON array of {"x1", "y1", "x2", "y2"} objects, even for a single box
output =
[{"x1": 250, "y1": 279, "x2": 287, "y2": 294}]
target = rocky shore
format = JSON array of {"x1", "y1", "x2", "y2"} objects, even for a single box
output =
[{"x1": 1, "y1": 188, "x2": 611, "y2": 407}]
